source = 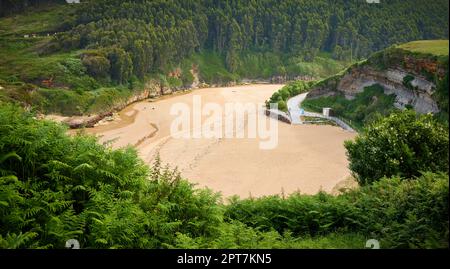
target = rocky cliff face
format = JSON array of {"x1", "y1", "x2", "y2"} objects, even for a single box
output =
[
  {"x1": 335, "y1": 66, "x2": 438, "y2": 113},
  {"x1": 308, "y1": 51, "x2": 447, "y2": 114},
  {"x1": 64, "y1": 79, "x2": 183, "y2": 128}
]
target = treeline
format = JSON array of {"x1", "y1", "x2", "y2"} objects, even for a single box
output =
[{"x1": 44, "y1": 0, "x2": 448, "y2": 83}]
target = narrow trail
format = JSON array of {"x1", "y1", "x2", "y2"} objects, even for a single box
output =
[
  {"x1": 286, "y1": 92, "x2": 355, "y2": 132},
  {"x1": 287, "y1": 93, "x2": 308, "y2": 125}
]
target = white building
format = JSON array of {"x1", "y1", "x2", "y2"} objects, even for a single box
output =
[
  {"x1": 66, "y1": 0, "x2": 81, "y2": 3},
  {"x1": 323, "y1": 108, "x2": 332, "y2": 117}
]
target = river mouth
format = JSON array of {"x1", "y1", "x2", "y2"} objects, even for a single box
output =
[{"x1": 85, "y1": 84, "x2": 357, "y2": 199}]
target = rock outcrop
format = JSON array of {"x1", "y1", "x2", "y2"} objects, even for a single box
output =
[
  {"x1": 307, "y1": 47, "x2": 447, "y2": 115},
  {"x1": 336, "y1": 66, "x2": 438, "y2": 113},
  {"x1": 65, "y1": 79, "x2": 180, "y2": 128}
]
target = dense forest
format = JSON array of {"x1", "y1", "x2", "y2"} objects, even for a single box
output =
[
  {"x1": 49, "y1": 0, "x2": 448, "y2": 82},
  {"x1": 0, "y1": 0, "x2": 448, "y2": 116}
]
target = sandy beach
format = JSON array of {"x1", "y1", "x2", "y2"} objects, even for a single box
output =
[{"x1": 85, "y1": 84, "x2": 357, "y2": 199}]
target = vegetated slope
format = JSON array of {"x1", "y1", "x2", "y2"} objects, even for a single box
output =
[
  {"x1": 0, "y1": 0, "x2": 448, "y2": 117},
  {"x1": 0, "y1": 0, "x2": 63, "y2": 17},
  {"x1": 300, "y1": 40, "x2": 449, "y2": 129},
  {"x1": 0, "y1": 103, "x2": 448, "y2": 249}
]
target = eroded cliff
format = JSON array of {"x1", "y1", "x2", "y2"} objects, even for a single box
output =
[{"x1": 308, "y1": 43, "x2": 448, "y2": 115}]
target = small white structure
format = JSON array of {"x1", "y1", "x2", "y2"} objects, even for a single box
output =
[
  {"x1": 66, "y1": 0, "x2": 81, "y2": 3},
  {"x1": 323, "y1": 107, "x2": 331, "y2": 117}
]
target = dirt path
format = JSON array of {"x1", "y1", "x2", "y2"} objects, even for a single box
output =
[{"x1": 85, "y1": 84, "x2": 357, "y2": 199}]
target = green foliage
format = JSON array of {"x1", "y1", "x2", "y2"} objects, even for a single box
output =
[
  {"x1": 433, "y1": 69, "x2": 449, "y2": 124},
  {"x1": 302, "y1": 84, "x2": 397, "y2": 130},
  {"x1": 344, "y1": 110, "x2": 449, "y2": 185},
  {"x1": 225, "y1": 172, "x2": 449, "y2": 248},
  {"x1": 1, "y1": 0, "x2": 448, "y2": 116},
  {"x1": 299, "y1": 42, "x2": 449, "y2": 128},
  {"x1": 107, "y1": 47, "x2": 133, "y2": 84},
  {"x1": 0, "y1": 1, "x2": 71, "y2": 32},
  {"x1": 397, "y1": 40, "x2": 449, "y2": 56},
  {"x1": 182, "y1": 51, "x2": 239, "y2": 84},
  {"x1": 403, "y1": 74, "x2": 415, "y2": 89},
  {"x1": 179, "y1": 63, "x2": 195, "y2": 87},
  {"x1": 286, "y1": 53, "x2": 351, "y2": 78},
  {"x1": 0, "y1": 104, "x2": 222, "y2": 248},
  {"x1": 81, "y1": 51, "x2": 111, "y2": 79},
  {"x1": 0, "y1": 104, "x2": 448, "y2": 249},
  {"x1": 166, "y1": 77, "x2": 183, "y2": 89},
  {"x1": 267, "y1": 80, "x2": 312, "y2": 111},
  {"x1": 171, "y1": 221, "x2": 366, "y2": 249},
  {"x1": 277, "y1": 100, "x2": 287, "y2": 112},
  {"x1": 29, "y1": 86, "x2": 135, "y2": 116}
]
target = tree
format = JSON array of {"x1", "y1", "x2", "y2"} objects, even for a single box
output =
[
  {"x1": 277, "y1": 100, "x2": 287, "y2": 111},
  {"x1": 107, "y1": 47, "x2": 133, "y2": 83},
  {"x1": 345, "y1": 110, "x2": 449, "y2": 185},
  {"x1": 225, "y1": 20, "x2": 242, "y2": 73},
  {"x1": 225, "y1": 50, "x2": 239, "y2": 73},
  {"x1": 81, "y1": 54, "x2": 111, "y2": 78}
]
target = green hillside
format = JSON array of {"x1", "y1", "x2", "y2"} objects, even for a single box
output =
[
  {"x1": 270, "y1": 39, "x2": 450, "y2": 129},
  {"x1": 0, "y1": 0, "x2": 448, "y2": 116},
  {"x1": 0, "y1": 0, "x2": 449, "y2": 250},
  {"x1": 397, "y1": 40, "x2": 449, "y2": 56}
]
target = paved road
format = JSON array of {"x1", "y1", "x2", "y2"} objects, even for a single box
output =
[
  {"x1": 286, "y1": 92, "x2": 355, "y2": 132},
  {"x1": 287, "y1": 93, "x2": 308, "y2": 125}
]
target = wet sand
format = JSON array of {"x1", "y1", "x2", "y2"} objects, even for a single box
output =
[{"x1": 85, "y1": 84, "x2": 357, "y2": 199}]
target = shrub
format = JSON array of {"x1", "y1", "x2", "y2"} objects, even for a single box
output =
[
  {"x1": 277, "y1": 100, "x2": 287, "y2": 111},
  {"x1": 82, "y1": 54, "x2": 111, "y2": 79},
  {"x1": 344, "y1": 110, "x2": 449, "y2": 185},
  {"x1": 402, "y1": 74, "x2": 415, "y2": 89},
  {"x1": 0, "y1": 104, "x2": 222, "y2": 249},
  {"x1": 225, "y1": 172, "x2": 449, "y2": 248},
  {"x1": 267, "y1": 80, "x2": 311, "y2": 110}
]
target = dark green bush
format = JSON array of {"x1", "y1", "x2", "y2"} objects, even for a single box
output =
[
  {"x1": 402, "y1": 74, "x2": 415, "y2": 89},
  {"x1": 267, "y1": 80, "x2": 312, "y2": 111},
  {"x1": 225, "y1": 173, "x2": 449, "y2": 248},
  {"x1": 345, "y1": 110, "x2": 449, "y2": 185},
  {"x1": 0, "y1": 104, "x2": 222, "y2": 248}
]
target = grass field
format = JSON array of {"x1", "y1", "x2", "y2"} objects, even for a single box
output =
[
  {"x1": 0, "y1": 3, "x2": 70, "y2": 37},
  {"x1": 397, "y1": 40, "x2": 449, "y2": 56}
]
